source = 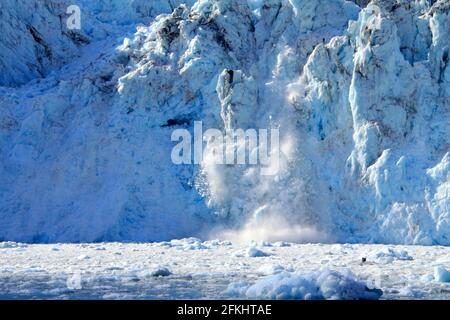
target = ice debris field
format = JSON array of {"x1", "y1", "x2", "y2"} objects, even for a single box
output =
[{"x1": 0, "y1": 239, "x2": 449, "y2": 300}]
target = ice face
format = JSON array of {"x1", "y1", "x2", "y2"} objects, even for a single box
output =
[{"x1": 0, "y1": 0, "x2": 448, "y2": 244}]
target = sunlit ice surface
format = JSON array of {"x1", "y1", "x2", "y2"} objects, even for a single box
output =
[{"x1": 0, "y1": 240, "x2": 449, "y2": 300}]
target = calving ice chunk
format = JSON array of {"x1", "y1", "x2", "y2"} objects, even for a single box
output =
[{"x1": 171, "y1": 121, "x2": 280, "y2": 175}]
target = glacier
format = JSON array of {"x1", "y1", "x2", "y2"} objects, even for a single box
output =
[{"x1": 0, "y1": 0, "x2": 448, "y2": 244}]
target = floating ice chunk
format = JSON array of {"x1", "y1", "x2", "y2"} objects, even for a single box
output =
[
  {"x1": 249, "y1": 247, "x2": 270, "y2": 257},
  {"x1": 434, "y1": 266, "x2": 450, "y2": 283},
  {"x1": 224, "y1": 281, "x2": 250, "y2": 297},
  {"x1": 0, "y1": 242, "x2": 27, "y2": 249},
  {"x1": 273, "y1": 242, "x2": 291, "y2": 247},
  {"x1": 66, "y1": 272, "x2": 82, "y2": 290},
  {"x1": 234, "y1": 270, "x2": 382, "y2": 300},
  {"x1": 257, "y1": 264, "x2": 286, "y2": 275},
  {"x1": 234, "y1": 246, "x2": 269, "y2": 258},
  {"x1": 150, "y1": 266, "x2": 172, "y2": 277},
  {"x1": 203, "y1": 239, "x2": 232, "y2": 247},
  {"x1": 420, "y1": 274, "x2": 434, "y2": 282},
  {"x1": 102, "y1": 293, "x2": 134, "y2": 300},
  {"x1": 169, "y1": 238, "x2": 207, "y2": 250},
  {"x1": 398, "y1": 286, "x2": 424, "y2": 298},
  {"x1": 136, "y1": 265, "x2": 172, "y2": 278},
  {"x1": 22, "y1": 267, "x2": 46, "y2": 273},
  {"x1": 369, "y1": 248, "x2": 413, "y2": 263}
]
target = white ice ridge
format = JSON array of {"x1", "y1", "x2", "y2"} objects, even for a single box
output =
[{"x1": 0, "y1": 0, "x2": 448, "y2": 244}]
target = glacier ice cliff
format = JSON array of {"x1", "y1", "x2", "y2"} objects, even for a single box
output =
[{"x1": 0, "y1": 0, "x2": 448, "y2": 244}]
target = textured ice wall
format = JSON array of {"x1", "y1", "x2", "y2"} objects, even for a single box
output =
[
  {"x1": 0, "y1": 0, "x2": 79, "y2": 86},
  {"x1": 286, "y1": 0, "x2": 450, "y2": 244},
  {"x1": 0, "y1": 0, "x2": 448, "y2": 244},
  {"x1": 0, "y1": 0, "x2": 195, "y2": 87}
]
